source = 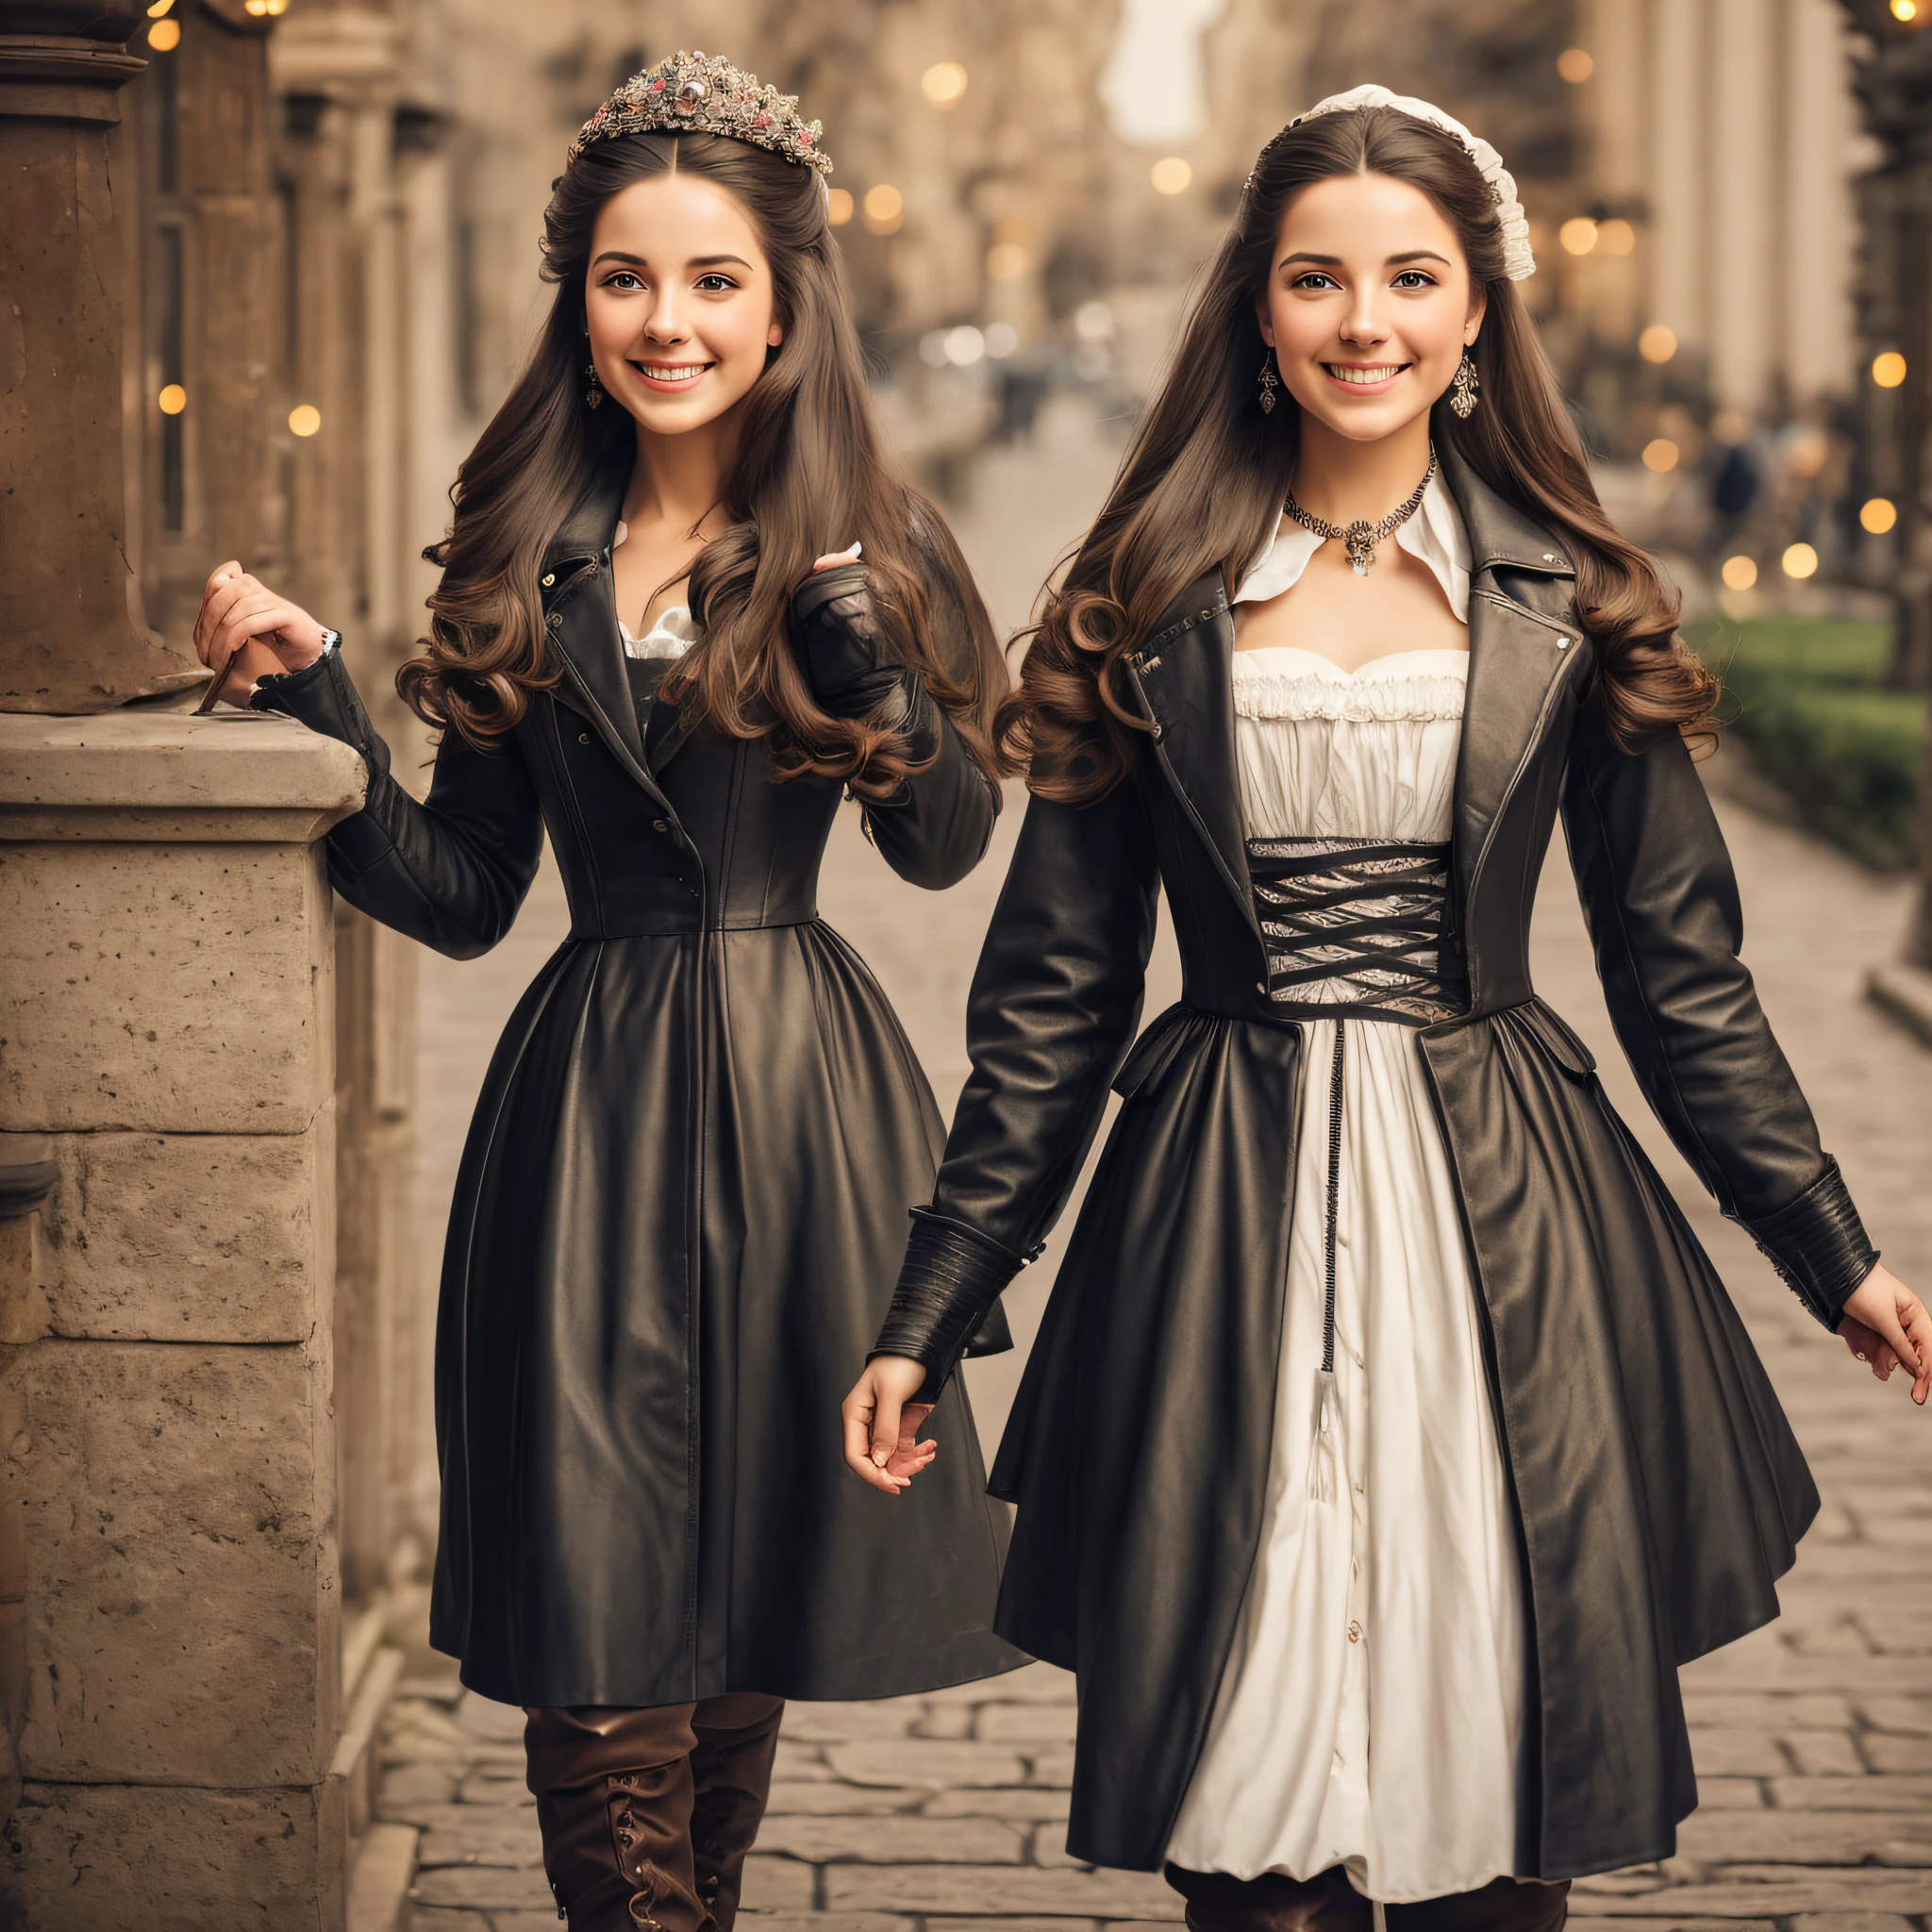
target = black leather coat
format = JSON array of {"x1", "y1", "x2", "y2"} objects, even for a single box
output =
[
  {"x1": 872, "y1": 442, "x2": 1877, "y2": 1878},
  {"x1": 256, "y1": 469, "x2": 1023, "y2": 1707}
]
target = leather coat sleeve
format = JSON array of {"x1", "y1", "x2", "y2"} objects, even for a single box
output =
[
  {"x1": 868, "y1": 774, "x2": 1162, "y2": 1395},
  {"x1": 1560, "y1": 697, "x2": 1877, "y2": 1326},
  {"x1": 788, "y1": 563, "x2": 996, "y2": 891},
  {"x1": 251, "y1": 647, "x2": 543, "y2": 960}
]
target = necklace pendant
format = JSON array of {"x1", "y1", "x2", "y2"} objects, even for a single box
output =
[{"x1": 1344, "y1": 520, "x2": 1375, "y2": 576}]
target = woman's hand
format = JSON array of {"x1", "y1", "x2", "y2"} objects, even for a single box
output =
[
  {"x1": 841, "y1": 1354, "x2": 937, "y2": 1496},
  {"x1": 811, "y1": 540, "x2": 861, "y2": 574},
  {"x1": 192, "y1": 561, "x2": 333, "y2": 706},
  {"x1": 1838, "y1": 1262, "x2": 1932, "y2": 1405}
]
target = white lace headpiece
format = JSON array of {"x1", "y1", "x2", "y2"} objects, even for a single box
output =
[{"x1": 1284, "y1": 83, "x2": 1535, "y2": 282}]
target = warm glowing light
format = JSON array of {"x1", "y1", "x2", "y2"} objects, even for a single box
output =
[
  {"x1": 1787, "y1": 430, "x2": 1831, "y2": 478},
  {"x1": 1641, "y1": 439, "x2": 1679, "y2": 474},
  {"x1": 1721, "y1": 555, "x2": 1758, "y2": 591},
  {"x1": 288, "y1": 404, "x2": 322, "y2": 438},
  {"x1": 158, "y1": 383, "x2": 186, "y2": 415},
  {"x1": 1150, "y1": 157, "x2": 1192, "y2": 195},
  {"x1": 942, "y1": 325, "x2": 985, "y2": 367},
  {"x1": 1559, "y1": 216, "x2": 1598, "y2": 256},
  {"x1": 147, "y1": 17, "x2": 180, "y2": 48},
  {"x1": 1873, "y1": 350, "x2": 1907, "y2": 388},
  {"x1": 985, "y1": 242, "x2": 1028, "y2": 281},
  {"x1": 1597, "y1": 218, "x2": 1635, "y2": 256},
  {"x1": 1781, "y1": 542, "x2": 1819, "y2": 580},
  {"x1": 921, "y1": 61, "x2": 968, "y2": 108},
  {"x1": 1557, "y1": 47, "x2": 1594, "y2": 81},
  {"x1": 1638, "y1": 324, "x2": 1677, "y2": 364},
  {"x1": 984, "y1": 322, "x2": 1018, "y2": 359},
  {"x1": 861, "y1": 184, "x2": 904, "y2": 234},
  {"x1": 245, "y1": 0, "x2": 269, "y2": 11},
  {"x1": 1861, "y1": 496, "x2": 1899, "y2": 535},
  {"x1": 1891, "y1": 0, "x2": 1919, "y2": 20},
  {"x1": 145, "y1": 0, "x2": 174, "y2": 14},
  {"x1": 825, "y1": 188, "x2": 854, "y2": 226}
]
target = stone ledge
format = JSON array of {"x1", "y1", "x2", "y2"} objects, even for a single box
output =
[
  {"x1": 0, "y1": 709, "x2": 365, "y2": 842},
  {"x1": 1868, "y1": 962, "x2": 1932, "y2": 1052}
]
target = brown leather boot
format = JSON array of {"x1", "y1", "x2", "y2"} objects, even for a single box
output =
[
  {"x1": 1164, "y1": 1863, "x2": 1374, "y2": 1932},
  {"x1": 524, "y1": 1704, "x2": 713, "y2": 1931},
  {"x1": 1386, "y1": 1877, "x2": 1571, "y2": 1931},
  {"x1": 687, "y1": 1694, "x2": 784, "y2": 1930}
]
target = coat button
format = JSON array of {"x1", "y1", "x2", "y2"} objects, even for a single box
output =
[
  {"x1": 1256, "y1": 979, "x2": 1268, "y2": 995},
  {"x1": 1347, "y1": 1620, "x2": 1362, "y2": 1643},
  {"x1": 1556, "y1": 638, "x2": 1570, "y2": 649},
  {"x1": 653, "y1": 819, "x2": 670, "y2": 833},
  {"x1": 541, "y1": 572, "x2": 556, "y2": 588},
  {"x1": 578, "y1": 732, "x2": 591, "y2": 744}
]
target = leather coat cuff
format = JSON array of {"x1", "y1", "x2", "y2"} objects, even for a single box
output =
[
  {"x1": 1740, "y1": 1158, "x2": 1878, "y2": 1329},
  {"x1": 252, "y1": 645, "x2": 389, "y2": 776},
  {"x1": 871, "y1": 1208, "x2": 1025, "y2": 1401}
]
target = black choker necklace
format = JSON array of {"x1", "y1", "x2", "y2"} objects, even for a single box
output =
[{"x1": 1283, "y1": 446, "x2": 1438, "y2": 577}]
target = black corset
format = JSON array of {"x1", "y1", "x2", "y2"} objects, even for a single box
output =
[{"x1": 1245, "y1": 836, "x2": 1469, "y2": 1026}]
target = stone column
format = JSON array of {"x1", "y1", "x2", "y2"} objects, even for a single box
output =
[
  {"x1": 0, "y1": 2, "x2": 205, "y2": 709},
  {"x1": 1708, "y1": 0, "x2": 1777, "y2": 414},
  {"x1": 1648, "y1": 0, "x2": 1710, "y2": 368},
  {"x1": 0, "y1": 711, "x2": 364, "y2": 1930}
]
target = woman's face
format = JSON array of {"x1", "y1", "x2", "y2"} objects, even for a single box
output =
[
  {"x1": 584, "y1": 170, "x2": 783, "y2": 436},
  {"x1": 1258, "y1": 170, "x2": 1484, "y2": 445}
]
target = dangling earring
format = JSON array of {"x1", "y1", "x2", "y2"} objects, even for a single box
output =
[
  {"x1": 584, "y1": 358, "x2": 605, "y2": 409},
  {"x1": 1257, "y1": 344, "x2": 1281, "y2": 415},
  {"x1": 1448, "y1": 350, "x2": 1480, "y2": 419}
]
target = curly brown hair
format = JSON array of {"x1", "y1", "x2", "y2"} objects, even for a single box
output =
[
  {"x1": 398, "y1": 132, "x2": 1004, "y2": 800},
  {"x1": 1003, "y1": 105, "x2": 1716, "y2": 803}
]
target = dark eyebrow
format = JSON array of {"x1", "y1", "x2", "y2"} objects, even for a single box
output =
[
  {"x1": 588, "y1": 251, "x2": 756, "y2": 273},
  {"x1": 1277, "y1": 248, "x2": 1454, "y2": 271}
]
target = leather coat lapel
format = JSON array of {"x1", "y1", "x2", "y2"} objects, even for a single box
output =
[
  {"x1": 1439, "y1": 441, "x2": 1582, "y2": 909},
  {"x1": 1127, "y1": 574, "x2": 1262, "y2": 941},
  {"x1": 538, "y1": 446, "x2": 677, "y2": 812}
]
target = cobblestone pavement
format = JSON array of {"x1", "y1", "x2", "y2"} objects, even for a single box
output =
[{"x1": 391, "y1": 400, "x2": 1932, "y2": 1929}]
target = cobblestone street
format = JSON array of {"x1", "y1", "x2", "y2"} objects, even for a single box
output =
[{"x1": 386, "y1": 403, "x2": 1932, "y2": 1930}]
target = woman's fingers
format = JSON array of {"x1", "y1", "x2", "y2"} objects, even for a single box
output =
[
  {"x1": 1838, "y1": 1315, "x2": 1898, "y2": 1381},
  {"x1": 841, "y1": 1374, "x2": 909, "y2": 1495},
  {"x1": 194, "y1": 565, "x2": 255, "y2": 662},
  {"x1": 1905, "y1": 1295, "x2": 1932, "y2": 1407},
  {"x1": 882, "y1": 1401, "x2": 938, "y2": 1478},
  {"x1": 208, "y1": 591, "x2": 299, "y2": 665}
]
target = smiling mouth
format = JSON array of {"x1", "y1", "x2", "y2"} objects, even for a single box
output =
[
  {"x1": 631, "y1": 359, "x2": 714, "y2": 388},
  {"x1": 1324, "y1": 362, "x2": 1411, "y2": 387}
]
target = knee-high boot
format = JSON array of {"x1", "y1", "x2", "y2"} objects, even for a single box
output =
[
  {"x1": 524, "y1": 1704, "x2": 713, "y2": 1932},
  {"x1": 688, "y1": 1694, "x2": 784, "y2": 1930},
  {"x1": 1163, "y1": 1863, "x2": 1374, "y2": 1932},
  {"x1": 1387, "y1": 1877, "x2": 1570, "y2": 1931}
]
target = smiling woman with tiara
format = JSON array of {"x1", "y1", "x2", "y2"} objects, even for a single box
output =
[
  {"x1": 188, "y1": 51, "x2": 1024, "y2": 1931},
  {"x1": 841, "y1": 84, "x2": 1930, "y2": 1929}
]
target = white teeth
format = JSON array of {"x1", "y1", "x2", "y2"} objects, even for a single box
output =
[
  {"x1": 641, "y1": 364, "x2": 708, "y2": 382},
  {"x1": 1327, "y1": 364, "x2": 1406, "y2": 385}
]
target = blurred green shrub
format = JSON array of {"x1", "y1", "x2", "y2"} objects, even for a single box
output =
[{"x1": 1684, "y1": 616, "x2": 1924, "y2": 871}]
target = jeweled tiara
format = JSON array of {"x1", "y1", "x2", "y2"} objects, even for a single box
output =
[{"x1": 566, "y1": 50, "x2": 833, "y2": 178}]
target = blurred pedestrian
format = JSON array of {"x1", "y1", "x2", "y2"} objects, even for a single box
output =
[
  {"x1": 192, "y1": 52, "x2": 1022, "y2": 1931},
  {"x1": 845, "y1": 84, "x2": 1927, "y2": 1930}
]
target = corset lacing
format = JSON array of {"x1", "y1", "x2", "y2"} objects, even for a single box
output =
[{"x1": 1245, "y1": 834, "x2": 1470, "y2": 1499}]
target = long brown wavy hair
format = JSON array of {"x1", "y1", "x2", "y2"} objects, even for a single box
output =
[
  {"x1": 1006, "y1": 105, "x2": 1717, "y2": 803},
  {"x1": 398, "y1": 131, "x2": 1004, "y2": 797}
]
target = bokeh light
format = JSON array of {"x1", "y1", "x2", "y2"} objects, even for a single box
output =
[
  {"x1": 1891, "y1": 0, "x2": 1919, "y2": 20},
  {"x1": 289, "y1": 405, "x2": 322, "y2": 438},
  {"x1": 1872, "y1": 350, "x2": 1907, "y2": 388},
  {"x1": 1150, "y1": 157, "x2": 1192, "y2": 195},
  {"x1": 1721, "y1": 556, "x2": 1758, "y2": 591},
  {"x1": 1641, "y1": 439, "x2": 1679, "y2": 473},
  {"x1": 1073, "y1": 300, "x2": 1115, "y2": 343},
  {"x1": 1860, "y1": 497, "x2": 1898, "y2": 535},
  {"x1": 1780, "y1": 542, "x2": 1819, "y2": 580},
  {"x1": 984, "y1": 322, "x2": 1019, "y2": 359},
  {"x1": 942, "y1": 325, "x2": 986, "y2": 367},
  {"x1": 921, "y1": 61, "x2": 968, "y2": 108},
  {"x1": 1559, "y1": 217, "x2": 1598, "y2": 256},
  {"x1": 985, "y1": 242, "x2": 1029, "y2": 281},
  {"x1": 158, "y1": 384, "x2": 186, "y2": 415},
  {"x1": 1596, "y1": 218, "x2": 1635, "y2": 256},
  {"x1": 1557, "y1": 48, "x2": 1595, "y2": 81},
  {"x1": 825, "y1": 188, "x2": 854, "y2": 226},
  {"x1": 148, "y1": 17, "x2": 180, "y2": 48},
  {"x1": 145, "y1": 0, "x2": 174, "y2": 14},
  {"x1": 861, "y1": 185, "x2": 904, "y2": 234},
  {"x1": 1638, "y1": 324, "x2": 1677, "y2": 364}
]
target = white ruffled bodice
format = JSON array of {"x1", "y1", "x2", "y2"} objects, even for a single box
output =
[{"x1": 1231, "y1": 646, "x2": 1469, "y2": 845}]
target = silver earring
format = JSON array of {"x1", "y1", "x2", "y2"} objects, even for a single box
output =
[
  {"x1": 1448, "y1": 350, "x2": 1479, "y2": 419},
  {"x1": 1257, "y1": 345, "x2": 1281, "y2": 415},
  {"x1": 585, "y1": 359, "x2": 605, "y2": 409}
]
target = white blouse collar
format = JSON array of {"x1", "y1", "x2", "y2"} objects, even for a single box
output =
[
  {"x1": 1234, "y1": 468, "x2": 1471, "y2": 623},
  {"x1": 619, "y1": 605, "x2": 699, "y2": 661}
]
